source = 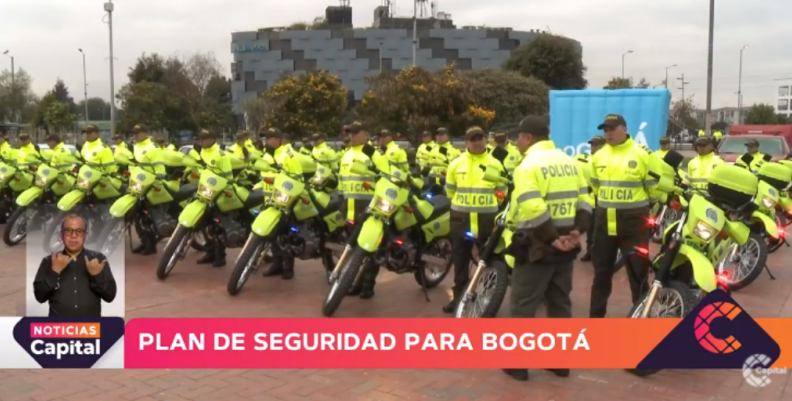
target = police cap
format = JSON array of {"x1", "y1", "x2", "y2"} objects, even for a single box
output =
[
  {"x1": 347, "y1": 122, "x2": 367, "y2": 135},
  {"x1": 262, "y1": 127, "x2": 283, "y2": 138},
  {"x1": 745, "y1": 138, "x2": 760, "y2": 148},
  {"x1": 465, "y1": 127, "x2": 486, "y2": 141},
  {"x1": 18, "y1": 133, "x2": 30, "y2": 140},
  {"x1": 597, "y1": 114, "x2": 627, "y2": 130},
  {"x1": 518, "y1": 115, "x2": 549, "y2": 137},
  {"x1": 46, "y1": 134, "x2": 61, "y2": 143},
  {"x1": 83, "y1": 124, "x2": 99, "y2": 133},
  {"x1": 132, "y1": 124, "x2": 147, "y2": 133},
  {"x1": 197, "y1": 129, "x2": 215, "y2": 140}
]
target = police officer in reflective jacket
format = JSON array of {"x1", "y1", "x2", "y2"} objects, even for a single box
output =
[
  {"x1": 131, "y1": 125, "x2": 167, "y2": 255},
  {"x1": 442, "y1": 127, "x2": 507, "y2": 313},
  {"x1": 503, "y1": 116, "x2": 593, "y2": 381},
  {"x1": 338, "y1": 122, "x2": 380, "y2": 298},
  {"x1": 589, "y1": 114, "x2": 661, "y2": 318},
  {"x1": 195, "y1": 129, "x2": 235, "y2": 267}
]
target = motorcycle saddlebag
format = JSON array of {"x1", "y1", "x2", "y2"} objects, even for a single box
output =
[
  {"x1": 757, "y1": 162, "x2": 792, "y2": 191},
  {"x1": 149, "y1": 206, "x2": 177, "y2": 238},
  {"x1": 707, "y1": 164, "x2": 758, "y2": 209}
]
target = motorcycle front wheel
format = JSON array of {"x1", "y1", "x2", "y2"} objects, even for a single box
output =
[
  {"x1": 625, "y1": 280, "x2": 697, "y2": 377},
  {"x1": 3, "y1": 206, "x2": 34, "y2": 246},
  {"x1": 156, "y1": 225, "x2": 191, "y2": 280},
  {"x1": 721, "y1": 232, "x2": 767, "y2": 291},
  {"x1": 96, "y1": 217, "x2": 127, "y2": 257},
  {"x1": 227, "y1": 235, "x2": 267, "y2": 296},
  {"x1": 455, "y1": 260, "x2": 510, "y2": 318},
  {"x1": 322, "y1": 247, "x2": 367, "y2": 317}
]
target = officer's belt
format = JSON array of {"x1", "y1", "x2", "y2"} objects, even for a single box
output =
[
  {"x1": 517, "y1": 190, "x2": 580, "y2": 203},
  {"x1": 589, "y1": 179, "x2": 644, "y2": 188},
  {"x1": 453, "y1": 187, "x2": 498, "y2": 194},
  {"x1": 688, "y1": 177, "x2": 707, "y2": 183},
  {"x1": 451, "y1": 204, "x2": 498, "y2": 213},
  {"x1": 596, "y1": 200, "x2": 650, "y2": 209},
  {"x1": 343, "y1": 193, "x2": 373, "y2": 199}
]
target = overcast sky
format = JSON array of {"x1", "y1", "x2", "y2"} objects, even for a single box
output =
[{"x1": 2, "y1": 0, "x2": 790, "y2": 110}]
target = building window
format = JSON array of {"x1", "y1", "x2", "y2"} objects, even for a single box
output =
[
  {"x1": 779, "y1": 86, "x2": 790, "y2": 97},
  {"x1": 779, "y1": 99, "x2": 790, "y2": 111}
]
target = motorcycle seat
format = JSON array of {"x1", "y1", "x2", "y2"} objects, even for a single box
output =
[
  {"x1": 427, "y1": 195, "x2": 451, "y2": 221},
  {"x1": 244, "y1": 188, "x2": 266, "y2": 209},
  {"x1": 170, "y1": 182, "x2": 198, "y2": 203}
]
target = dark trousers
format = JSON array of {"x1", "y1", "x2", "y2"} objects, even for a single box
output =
[
  {"x1": 510, "y1": 259, "x2": 574, "y2": 318},
  {"x1": 585, "y1": 213, "x2": 596, "y2": 252},
  {"x1": 589, "y1": 231, "x2": 650, "y2": 318},
  {"x1": 450, "y1": 236, "x2": 475, "y2": 298}
]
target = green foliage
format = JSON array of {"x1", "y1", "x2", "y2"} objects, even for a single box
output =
[
  {"x1": 358, "y1": 64, "x2": 496, "y2": 144},
  {"x1": 667, "y1": 96, "x2": 698, "y2": 135},
  {"x1": 777, "y1": 114, "x2": 790, "y2": 124},
  {"x1": 745, "y1": 104, "x2": 779, "y2": 124},
  {"x1": 117, "y1": 51, "x2": 234, "y2": 134},
  {"x1": 261, "y1": 70, "x2": 349, "y2": 137},
  {"x1": 30, "y1": 93, "x2": 75, "y2": 134},
  {"x1": 0, "y1": 68, "x2": 37, "y2": 123},
  {"x1": 503, "y1": 33, "x2": 587, "y2": 90},
  {"x1": 603, "y1": 77, "x2": 650, "y2": 89},
  {"x1": 77, "y1": 97, "x2": 112, "y2": 121},
  {"x1": 462, "y1": 69, "x2": 549, "y2": 127}
]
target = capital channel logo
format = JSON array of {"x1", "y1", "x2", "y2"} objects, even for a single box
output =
[
  {"x1": 637, "y1": 290, "x2": 780, "y2": 370},
  {"x1": 13, "y1": 317, "x2": 125, "y2": 368}
]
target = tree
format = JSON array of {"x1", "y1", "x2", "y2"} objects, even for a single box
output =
[
  {"x1": 745, "y1": 104, "x2": 778, "y2": 125},
  {"x1": 603, "y1": 77, "x2": 651, "y2": 89},
  {"x1": 261, "y1": 70, "x2": 349, "y2": 137},
  {"x1": 776, "y1": 114, "x2": 789, "y2": 124},
  {"x1": 185, "y1": 51, "x2": 223, "y2": 98},
  {"x1": 462, "y1": 69, "x2": 549, "y2": 127},
  {"x1": 30, "y1": 93, "x2": 75, "y2": 135},
  {"x1": 358, "y1": 64, "x2": 495, "y2": 144},
  {"x1": 241, "y1": 96, "x2": 268, "y2": 135},
  {"x1": 77, "y1": 97, "x2": 112, "y2": 121},
  {"x1": 503, "y1": 33, "x2": 587, "y2": 90},
  {"x1": 667, "y1": 96, "x2": 698, "y2": 135},
  {"x1": 0, "y1": 68, "x2": 37, "y2": 123}
]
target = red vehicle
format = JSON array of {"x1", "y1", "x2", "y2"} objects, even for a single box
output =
[{"x1": 717, "y1": 125, "x2": 792, "y2": 163}]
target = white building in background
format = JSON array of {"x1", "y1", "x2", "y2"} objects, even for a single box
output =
[
  {"x1": 776, "y1": 79, "x2": 792, "y2": 118},
  {"x1": 694, "y1": 107, "x2": 745, "y2": 126}
]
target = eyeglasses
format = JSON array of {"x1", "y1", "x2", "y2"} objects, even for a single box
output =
[{"x1": 62, "y1": 228, "x2": 86, "y2": 237}]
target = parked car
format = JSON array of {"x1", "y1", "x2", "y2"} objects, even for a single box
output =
[{"x1": 717, "y1": 134, "x2": 790, "y2": 163}]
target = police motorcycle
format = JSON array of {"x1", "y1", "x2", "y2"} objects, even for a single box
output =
[
  {"x1": 3, "y1": 151, "x2": 82, "y2": 246},
  {"x1": 453, "y1": 165, "x2": 514, "y2": 318},
  {"x1": 626, "y1": 163, "x2": 762, "y2": 377},
  {"x1": 0, "y1": 154, "x2": 43, "y2": 227},
  {"x1": 226, "y1": 161, "x2": 347, "y2": 295},
  {"x1": 97, "y1": 150, "x2": 201, "y2": 257},
  {"x1": 42, "y1": 156, "x2": 128, "y2": 253},
  {"x1": 321, "y1": 160, "x2": 453, "y2": 317},
  {"x1": 156, "y1": 154, "x2": 264, "y2": 280},
  {"x1": 748, "y1": 158, "x2": 791, "y2": 255}
]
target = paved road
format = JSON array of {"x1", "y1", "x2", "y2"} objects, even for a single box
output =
[{"x1": 1, "y1": 229, "x2": 791, "y2": 401}]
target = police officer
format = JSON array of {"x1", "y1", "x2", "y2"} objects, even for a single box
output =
[
  {"x1": 415, "y1": 131, "x2": 435, "y2": 170},
  {"x1": 45, "y1": 134, "x2": 79, "y2": 171},
  {"x1": 311, "y1": 132, "x2": 339, "y2": 172},
  {"x1": 698, "y1": 128, "x2": 706, "y2": 137},
  {"x1": 589, "y1": 114, "x2": 660, "y2": 318},
  {"x1": 80, "y1": 125, "x2": 117, "y2": 176},
  {"x1": 260, "y1": 128, "x2": 304, "y2": 279},
  {"x1": 130, "y1": 125, "x2": 167, "y2": 255},
  {"x1": 426, "y1": 127, "x2": 461, "y2": 184},
  {"x1": 338, "y1": 122, "x2": 380, "y2": 298},
  {"x1": 0, "y1": 132, "x2": 17, "y2": 165},
  {"x1": 502, "y1": 115, "x2": 592, "y2": 382},
  {"x1": 579, "y1": 135, "x2": 604, "y2": 262},
  {"x1": 378, "y1": 130, "x2": 409, "y2": 174},
  {"x1": 713, "y1": 128, "x2": 723, "y2": 146},
  {"x1": 656, "y1": 137, "x2": 671, "y2": 160},
  {"x1": 490, "y1": 131, "x2": 520, "y2": 176},
  {"x1": 486, "y1": 132, "x2": 496, "y2": 152},
  {"x1": 111, "y1": 134, "x2": 130, "y2": 155},
  {"x1": 229, "y1": 132, "x2": 251, "y2": 161},
  {"x1": 736, "y1": 138, "x2": 766, "y2": 173},
  {"x1": 195, "y1": 129, "x2": 234, "y2": 267},
  {"x1": 687, "y1": 136, "x2": 723, "y2": 190},
  {"x1": 16, "y1": 132, "x2": 43, "y2": 170},
  {"x1": 300, "y1": 136, "x2": 314, "y2": 156},
  {"x1": 242, "y1": 130, "x2": 259, "y2": 154},
  {"x1": 155, "y1": 136, "x2": 168, "y2": 149},
  {"x1": 442, "y1": 126, "x2": 507, "y2": 313}
]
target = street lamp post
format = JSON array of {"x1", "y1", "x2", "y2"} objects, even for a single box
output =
[
  {"x1": 621, "y1": 50, "x2": 633, "y2": 79},
  {"x1": 704, "y1": 0, "x2": 715, "y2": 135},
  {"x1": 665, "y1": 64, "x2": 677, "y2": 89},
  {"x1": 2, "y1": 50, "x2": 15, "y2": 123},
  {"x1": 104, "y1": 1, "x2": 117, "y2": 136},
  {"x1": 78, "y1": 49, "x2": 89, "y2": 122},
  {"x1": 737, "y1": 44, "x2": 748, "y2": 125}
]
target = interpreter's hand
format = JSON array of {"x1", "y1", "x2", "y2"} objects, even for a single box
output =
[
  {"x1": 568, "y1": 230, "x2": 581, "y2": 240},
  {"x1": 85, "y1": 256, "x2": 107, "y2": 276},
  {"x1": 51, "y1": 252, "x2": 71, "y2": 274}
]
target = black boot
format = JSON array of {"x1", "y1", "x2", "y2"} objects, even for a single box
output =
[
  {"x1": 502, "y1": 369, "x2": 528, "y2": 381},
  {"x1": 580, "y1": 252, "x2": 591, "y2": 262},
  {"x1": 140, "y1": 237, "x2": 157, "y2": 256},
  {"x1": 281, "y1": 257, "x2": 294, "y2": 280},
  {"x1": 359, "y1": 265, "x2": 378, "y2": 299},
  {"x1": 131, "y1": 241, "x2": 146, "y2": 254},
  {"x1": 197, "y1": 251, "x2": 215, "y2": 264},
  {"x1": 263, "y1": 256, "x2": 283, "y2": 277},
  {"x1": 442, "y1": 289, "x2": 462, "y2": 314},
  {"x1": 545, "y1": 369, "x2": 570, "y2": 377},
  {"x1": 212, "y1": 249, "x2": 226, "y2": 268}
]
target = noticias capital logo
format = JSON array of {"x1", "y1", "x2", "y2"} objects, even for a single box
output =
[
  {"x1": 30, "y1": 322, "x2": 102, "y2": 360},
  {"x1": 695, "y1": 302, "x2": 743, "y2": 354}
]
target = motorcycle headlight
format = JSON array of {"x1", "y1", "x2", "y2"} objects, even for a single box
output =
[
  {"x1": 761, "y1": 196, "x2": 776, "y2": 209},
  {"x1": 36, "y1": 175, "x2": 49, "y2": 186},
  {"x1": 130, "y1": 182, "x2": 144, "y2": 193},
  {"x1": 273, "y1": 190, "x2": 291, "y2": 204},
  {"x1": 78, "y1": 178, "x2": 90, "y2": 189},
  {"x1": 0, "y1": 174, "x2": 4, "y2": 181},
  {"x1": 312, "y1": 174, "x2": 326, "y2": 184},
  {"x1": 693, "y1": 220, "x2": 718, "y2": 242},
  {"x1": 198, "y1": 184, "x2": 214, "y2": 198},
  {"x1": 375, "y1": 197, "x2": 396, "y2": 214}
]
